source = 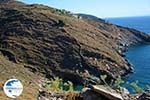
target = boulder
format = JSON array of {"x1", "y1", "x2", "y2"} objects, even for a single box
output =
[
  {"x1": 137, "y1": 93, "x2": 150, "y2": 100},
  {"x1": 82, "y1": 85, "x2": 123, "y2": 100},
  {"x1": 82, "y1": 89, "x2": 108, "y2": 100}
]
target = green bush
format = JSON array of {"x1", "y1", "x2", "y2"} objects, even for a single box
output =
[
  {"x1": 43, "y1": 77, "x2": 62, "y2": 92},
  {"x1": 54, "y1": 9, "x2": 72, "y2": 16},
  {"x1": 113, "y1": 76, "x2": 124, "y2": 89},
  {"x1": 100, "y1": 75, "x2": 124, "y2": 90},
  {"x1": 44, "y1": 77, "x2": 74, "y2": 92},
  {"x1": 100, "y1": 75, "x2": 108, "y2": 86}
]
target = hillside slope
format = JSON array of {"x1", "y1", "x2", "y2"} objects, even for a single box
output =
[
  {"x1": 0, "y1": 0, "x2": 150, "y2": 85},
  {"x1": 0, "y1": 54, "x2": 39, "y2": 100}
]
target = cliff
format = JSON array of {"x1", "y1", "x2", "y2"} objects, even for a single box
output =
[{"x1": 0, "y1": 0, "x2": 150, "y2": 86}]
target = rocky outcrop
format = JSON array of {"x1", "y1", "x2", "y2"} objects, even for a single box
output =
[
  {"x1": 82, "y1": 86, "x2": 123, "y2": 100},
  {"x1": 89, "y1": 85, "x2": 123, "y2": 100},
  {"x1": 81, "y1": 85, "x2": 150, "y2": 100},
  {"x1": 36, "y1": 85, "x2": 150, "y2": 100},
  {"x1": 82, "y1": 89, "x2": 109, "y2": 100},
  {"x1": 0, "y1": 0, "x2": 150, "y2": 85}
]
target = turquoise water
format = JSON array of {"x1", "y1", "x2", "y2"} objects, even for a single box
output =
[
  {"x1": 108, "y1": 16, "x2": 150, "y2": 92},
  {"x1": 125, "y1": 45, "x2": 150, "y2": 92}
]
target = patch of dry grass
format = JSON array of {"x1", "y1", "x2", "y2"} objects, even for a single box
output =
[{"x1": 0, "y1": 55, "x2": 40, "y2": 100}]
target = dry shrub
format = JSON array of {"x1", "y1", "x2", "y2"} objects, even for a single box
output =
[{"x1": 65, "y1": 91, "x2": 82, "y2": 100}]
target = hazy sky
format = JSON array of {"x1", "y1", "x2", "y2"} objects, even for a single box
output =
[{"x1": 20, "y1": 0, "x2": 150, "y2": 18}]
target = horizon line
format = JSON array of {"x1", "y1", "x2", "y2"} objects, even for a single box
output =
[{"x1": 18, "y1": 0, "x2": 150, "y2": 19}]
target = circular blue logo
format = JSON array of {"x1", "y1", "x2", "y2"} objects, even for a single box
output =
[{"x1": 3, "y1": 79, "x2": 23, "y2": 98}]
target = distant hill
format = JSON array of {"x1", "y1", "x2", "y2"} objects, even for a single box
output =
[{"x1": 74, "y1": 13, "x2": 105, "y2": 23}]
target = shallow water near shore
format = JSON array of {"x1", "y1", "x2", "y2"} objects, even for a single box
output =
[{"x1": 124, "y1": 44, "x2": 150, "y2": 92}]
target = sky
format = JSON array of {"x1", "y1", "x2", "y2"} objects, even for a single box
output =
[{"x1": 19, "y1": 0, "x2": 150, "y2": 18}]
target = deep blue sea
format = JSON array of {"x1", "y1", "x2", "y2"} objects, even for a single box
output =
[{"x1": 107, "y1": 16, "x2": 150, "y2": 92}]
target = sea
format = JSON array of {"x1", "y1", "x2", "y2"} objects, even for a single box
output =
[{"x1": 107, "y1": 16, "x2": 150, "y2": 92}]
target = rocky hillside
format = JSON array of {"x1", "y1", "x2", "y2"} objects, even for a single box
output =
[{"x1": 0, "y1": 0, "x2": 150, "y2": 86}]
